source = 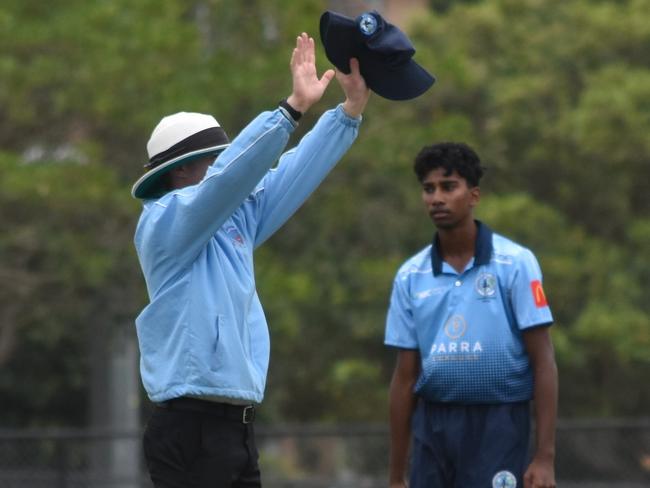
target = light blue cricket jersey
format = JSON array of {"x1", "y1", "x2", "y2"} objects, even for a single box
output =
[
  {"x1": 134, "y1": 105, "x2": 361, "y2": 403},
  {"x1": 385, "y1": 221, "x2": 553, "y2": 404}
]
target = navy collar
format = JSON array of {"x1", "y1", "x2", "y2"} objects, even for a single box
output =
[{"x1": 431, "y1": 220, "x2": 493, "y2": 276}]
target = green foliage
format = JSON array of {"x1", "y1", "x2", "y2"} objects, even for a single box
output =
[
  {"x1": 0, "y1": 0, "x2": 648, "y2": 425},
  {"x1": 0, "y1": 154, "x2": 142, "y2": 426},
  {"x1": 477, "y1": 193, "x2": 650, "y2": 415}
]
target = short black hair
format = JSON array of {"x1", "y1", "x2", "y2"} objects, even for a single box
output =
[{"x1": 413, "y1": 142, "x2": 484, "y2": 187}]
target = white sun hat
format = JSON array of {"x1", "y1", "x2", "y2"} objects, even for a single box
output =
[{"x1": 131, "y1": 112, "x2": 230, "y2": 199}]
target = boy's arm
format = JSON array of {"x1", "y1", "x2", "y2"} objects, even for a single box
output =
[
  {"x1": 389, "y1": 348, "x2": 420, "y2": 488},
  {"x1": 523, "y1": 326, "x2": 558, "y2": 488}
]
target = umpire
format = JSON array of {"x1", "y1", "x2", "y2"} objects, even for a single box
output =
[{"x1": 131, "y1": 32, "x2": 370, "y2": 487}]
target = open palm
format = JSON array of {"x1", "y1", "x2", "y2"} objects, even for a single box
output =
[{"x1": 287, "y1": 33, "x2": 334, "y2": 112}]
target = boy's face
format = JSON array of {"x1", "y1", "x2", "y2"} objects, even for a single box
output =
[{"x1": 421, "y1": 168, "x2": 480, "y2": 230}]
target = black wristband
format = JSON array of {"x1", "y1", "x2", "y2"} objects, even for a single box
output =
[{"x1": 278, "y1": 98, "x2": 302, "y2": 122}]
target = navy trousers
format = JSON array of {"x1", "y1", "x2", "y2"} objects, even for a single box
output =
[{"x1": 410, "y1": 400, "x2": 530, "y2": 488}]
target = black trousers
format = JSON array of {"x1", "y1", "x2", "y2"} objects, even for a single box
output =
[{"x1": 143, "y1": 398, "x2": 261, "y2": 488}]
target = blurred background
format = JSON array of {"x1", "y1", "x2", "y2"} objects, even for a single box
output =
[{"x1": 0, "y1": 0, "x2": 649, "y2": 486}]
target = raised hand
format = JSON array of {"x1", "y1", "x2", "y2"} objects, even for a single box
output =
[
  {"x1": 336, "y1": 57, "x2": 371, "y2": 118},
  {"x1": 286, "y1": 33, "x2": 335, "y2": 114}
]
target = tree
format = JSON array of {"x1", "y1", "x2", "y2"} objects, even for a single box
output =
[
  {"x1": 0, "y1": 153, "x2": 142, "y2": 426},
  {"x1": 1, "y1": 0, "x2": 648, "y2": 426}
]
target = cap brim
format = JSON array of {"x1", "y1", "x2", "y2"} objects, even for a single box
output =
[
  {"x1": 361, "y1": 56, "x2": 435, "y2": 101},
  {"x1": 131, "y1": 144, "x2": 229, "y2": 199}
]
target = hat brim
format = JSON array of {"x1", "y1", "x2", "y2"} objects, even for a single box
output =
[
  {"x1": 320, "y1": 11, "x2": 435, "y2": 101},
  {"x1": 131, "y1": 144, "x2": 229, "y2": 199}
]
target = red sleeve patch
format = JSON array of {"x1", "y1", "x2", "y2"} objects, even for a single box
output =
[{"x1": 531, "y1": 280, "x2": 548, "y2": 308}]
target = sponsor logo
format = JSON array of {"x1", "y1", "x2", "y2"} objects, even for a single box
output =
[
  {"x1": 475, "y1": 272, "x2": 497, "y2": 298},
  {"x1": 224, "y1": 225, "x2": 245, "y2": 246},
  {"x1": 531, "y1": 280, "x2": 548, "y2": 307},
  {"x1": 414, "y1": 287, "x2": 445, "y2": 299},
  {"x1": 492, "y1": 470, "x2": 517, "y2": 488},
  {"x1": 493, "y1": 253, "x2": 513, "y2": 265},
  {"x1": 444, "y1": 314, "x2": 467, "y2": 339},
  {"x1": 429, "y1": 315, "x2": 482, "y2": 360},
  {"x1": 430, "y1": 341, "x2": 483, "y2": 355}
]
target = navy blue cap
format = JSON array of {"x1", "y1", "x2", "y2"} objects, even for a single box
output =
[{"x1": 319, "y1": 10, "x2": 435, "y2": 101}]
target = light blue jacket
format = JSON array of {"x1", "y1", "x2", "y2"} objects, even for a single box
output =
[{"x1": 134, "y1": 105, "x2": 361, "y2": 403}]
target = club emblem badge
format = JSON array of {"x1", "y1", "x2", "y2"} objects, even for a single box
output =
[
  {"x1": 358, "y1": 13, "x2": 378, "y2": 36},
  {"x1": 492, "y1": 470, "x2": 516, "y2": 488},
  {"x1": 475, "y1": 272, "x2": 497, "y2": 298}
]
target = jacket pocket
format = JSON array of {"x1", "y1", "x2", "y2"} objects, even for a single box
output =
[{"x1": 208, "y1": 314, "x2": 222, "y2": 373}]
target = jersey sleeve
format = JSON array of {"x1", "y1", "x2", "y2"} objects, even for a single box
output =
[
  {"x1": 384, "y1": 273, "x2": 418, "y2": 349},
  {"x1": 510, "y1": 248, "x2": 553, "y2": 329}
]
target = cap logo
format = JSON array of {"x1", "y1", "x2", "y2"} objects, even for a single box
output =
[{"x1": 358, "y1": 13, "x2": 378, "y2": 36}]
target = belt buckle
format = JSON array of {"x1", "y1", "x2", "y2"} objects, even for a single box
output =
[{"x1": 242, "y1": 405, "x2": 255, "y2": 424}]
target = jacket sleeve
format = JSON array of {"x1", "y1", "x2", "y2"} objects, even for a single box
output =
[
  {"x1": 251, "y1": 105, "x2": 361, "y2": 248},
  {"x1": 137, "y1": 109, "x2": 296, "y2": 269}
]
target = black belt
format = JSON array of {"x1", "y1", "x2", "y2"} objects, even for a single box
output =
[{"x1": 157, "y1": 397, "x2": 256, "y2": 424}]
